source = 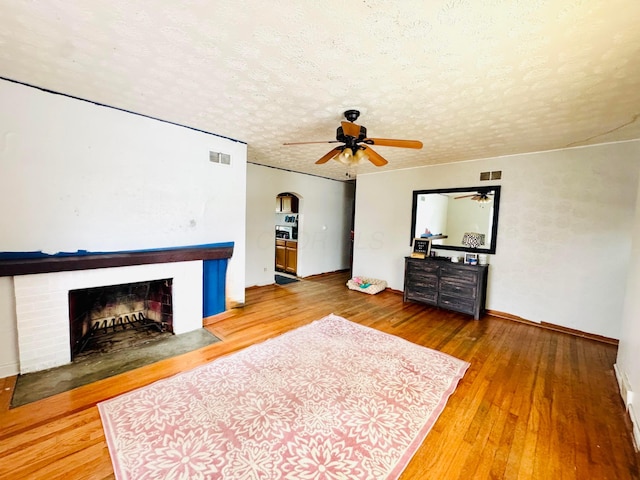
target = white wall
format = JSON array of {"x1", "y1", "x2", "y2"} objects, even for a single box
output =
[
  {"x1": 446, "y1": 196, "x2": 493, "y2": 247},
  {"x1": 246, "y1": 164, "x2": 354, "y2": 287},
  {"x1": 0, "y1": 79, "x2": 247, "y2": 377},
  {"x1": 616, "y1": 168, "x2": 640, "y2": 448},
  {"x1": 353, "y1": 140, "x2": 640, "y2": 339},
  {"x1": 0, "y1": 277, "x2": 17, "y2": 378},
  {"x1": 414, "y1": 194, "x2": 449, "y2": 238}
]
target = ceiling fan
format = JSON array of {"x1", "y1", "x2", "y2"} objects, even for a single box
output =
[
  {"x1": 283, "y1": 110, "x2": 423, "y2": 168},
  {"x1": 454, "y1": 191, "x2": 495, "y2": 203}
]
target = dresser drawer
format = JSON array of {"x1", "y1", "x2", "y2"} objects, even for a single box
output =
[
  {"x1": 405, "y1": 288, "x2": 438, "y2": 304},
  {"x1": 440, "y1": 278, "x2": 477, "y2": 299},
  {"x1": 440, "y1": 265, "x2": 479, "y2": 285},
  {"x1": 406, "y1": 273, "x2": 438, "y2": 289},
  {"x1": 407, "y1": 260, "x2": 440, "y2": 276},
  {"x1": 405, "y1": 272, "x2": 438, "y2": 303},
  {"x1": 439, "y1": 294, "x2": 476, "y2": 315}
]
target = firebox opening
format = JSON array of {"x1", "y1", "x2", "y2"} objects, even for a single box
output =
[{"x1": 68, "y1": 279, "x2": 174, "y2": 361}]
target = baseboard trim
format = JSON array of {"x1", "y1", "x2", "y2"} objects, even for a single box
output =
[
  {"x1": 614, "y1": 364, "x2": 640, "y2": 452},
  {"x1": 486, "y1": 309, "x2": 619, "y2": 345},
  {"x1": 0, "y1": 362, "x2": 19, "y2": 380},
  {"x1": 302, "y1": 269, "x2": 350, "y2": 280},
  {"x1": 631, "y1": 404, "x2": 640, "y2": 452}
]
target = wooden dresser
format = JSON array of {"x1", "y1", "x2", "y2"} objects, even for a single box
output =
[{"x1": 403, "y1": 257, "x2": 489, "y2": 320}]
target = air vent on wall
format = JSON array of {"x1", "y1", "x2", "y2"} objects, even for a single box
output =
[
  {"x1": 209, "y1": 151, "x2": 232, "y2": 165},
  {"x1": 480, "y1": 170, "x2": 502, "y2": 181}
]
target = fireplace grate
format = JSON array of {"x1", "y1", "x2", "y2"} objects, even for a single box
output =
[{"x1": 74, "y1": 311, "x2": 166, "y2": 356}]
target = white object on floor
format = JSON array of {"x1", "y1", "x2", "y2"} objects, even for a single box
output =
[{"x1": 346, "y1": 276, "x2": 387, "y2": 295}]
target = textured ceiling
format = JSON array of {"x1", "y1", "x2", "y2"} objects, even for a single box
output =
[{"x1": 1, "y1": 0, "x2": 640, "y2": 180}]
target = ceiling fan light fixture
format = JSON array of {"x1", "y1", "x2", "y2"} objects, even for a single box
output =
[
  {"x1": 335, "y1": 148, "x2": 353, "y2": 165},
  {"x1": 333, "y1": 147, "x2": 367, "y2": 178},
  {"x1": 335, "y1": 147, "x2": 368, "y2": 166},
  {"x1": 353, "y1": 148, "x2": 368, "y2": 164}
]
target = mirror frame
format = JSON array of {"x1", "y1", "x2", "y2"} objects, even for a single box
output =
[{"x1": 409, "y1": 185, "x2": 501, "y2": 254}]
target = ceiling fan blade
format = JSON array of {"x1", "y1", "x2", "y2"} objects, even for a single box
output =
[
  {"x1": 341, "y1": 121, "x2": 362, "y2": 138},
  {"x1": 315, "y1": 147, "x2": 342, "y2": 164},
  {"x1": 455, "y1": 192, "x2": 495, "y2": 200},
  {"x1": 454, "y1": 194, "x2": 476, "y2": 199},
  {"x1": 364, "y1": 138, "x2": 423, "y2": 149},
  {"x1": 361, "y1": 146, "x2": 388, "y2": 166},
  {"x1": 284, "y1": 140, "x2": 340, "y2": 145}
]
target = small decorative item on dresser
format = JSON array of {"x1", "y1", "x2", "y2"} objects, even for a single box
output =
[
  {"x1": 464, "y1": 253, "x2": 478, "y2": 265},
  {"x1": 411, "y1": 238, "x2": 430, "y2": 258},
  {"x1": 411, "y1": 235, "x2": 448, "y2": 259}
]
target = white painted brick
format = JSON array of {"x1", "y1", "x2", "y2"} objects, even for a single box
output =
[
  {"x1": 16, "y1": 317, "x2": 59, "y2": 333},
  {"x1": 39, "y1": 345, "x2": 69, "y2": 360},
  {"x1": 17, "y1": 309, "x2": 67, "y2": 325},
  {"x1": 26, "y1": 337, "x2": 68, "y2": 353},
  {"x1": 21, "y1": 355, "x2": 70, "y2": 374},
  {"x1": 14, "y1": 276, "x2": 50, "y2": 292},
  {"x1": 29, "y1": 298, "x2": 67, "y2": 311},
  {"x1": 23, "y1": 291, "x2": 63, "y2": 302},
  {"x1": 45, "y1": 307, "x2": 67, "y2": 319},
  {"x1": 19, "y1": 333, "x2": 67, "y2": 349},
  {"x1": 14, "y1": 301, "x2": 37, "y2": 314},
  {"x1": 28, "y1": 345, "x2": 65, "y2": 365},
  {"x1": 15, "y1": 296, "x2": 56, "y2": 313},
  {"x1": 20, "y1": 347, "x2": 66, "y2": 365},
  {"x1": 14, "y1": 308, "x2": 40, "y2": 322},
  {"x1": 17, "y1": 309, "x2": 64, "y2": 322}
]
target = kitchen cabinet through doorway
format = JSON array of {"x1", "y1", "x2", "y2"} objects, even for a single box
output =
[
  {"x1": 276, "y1": 239, "x2": 297, "y2": 275},
  {"x1": 276, "y1": 194, "x2": 299, "y2": 213}
]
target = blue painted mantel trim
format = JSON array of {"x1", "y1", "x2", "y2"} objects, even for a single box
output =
[{"x1": 0, "y1": 243, "x2": 234, "y2": 318}]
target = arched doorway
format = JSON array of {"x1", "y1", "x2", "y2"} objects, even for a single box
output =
[{"x1": 275, "y1": 192, "x2": 300, "y2": 280}]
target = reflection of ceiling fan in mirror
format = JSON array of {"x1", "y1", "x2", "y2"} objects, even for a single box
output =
[
  {"x1": 454, "y1": 191, "x2": 495, "y2": 203},
  {"x1": 283, "y1": 110, "x2": 423, "y2": 173}
]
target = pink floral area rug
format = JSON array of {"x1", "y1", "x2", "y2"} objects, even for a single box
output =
[{"x1": 98, "y1": 314, "x2": 469, "y2": 480}]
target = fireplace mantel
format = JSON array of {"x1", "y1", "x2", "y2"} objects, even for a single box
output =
[{"x1": 0, "y1": 243, "x2": 234, "y2": 277}]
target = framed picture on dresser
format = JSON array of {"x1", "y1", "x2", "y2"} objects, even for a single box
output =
[
  {"x1": 464, "y1": 253, "x2": 478, "y2": 265},
  {"x1": 411, "y1": 238, "x2": 431, "y2": 258}
]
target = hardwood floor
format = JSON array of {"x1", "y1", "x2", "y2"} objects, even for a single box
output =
[{"x1": 1, "y1": 271, "x2": 638, "y2": 479}]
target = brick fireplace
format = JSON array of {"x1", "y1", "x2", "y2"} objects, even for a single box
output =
[
  {"x1": 14, "y1": 262, "x2": 203, "y2": 373},
  {"x1": 3, "y1": 243, "x2": 234, "y2": 374}
]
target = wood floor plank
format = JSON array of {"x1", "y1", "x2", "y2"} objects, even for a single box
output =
[
  {"x1": 0, "y1": 271, "x2": 638, "y2": 479},
  {"x1": 0, "y1": 376, "x2": 16, "y2": 412}
]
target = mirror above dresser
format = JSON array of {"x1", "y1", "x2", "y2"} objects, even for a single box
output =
[{"x1": 410, "y1": 186, "x2": 501, "y2": 254}]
